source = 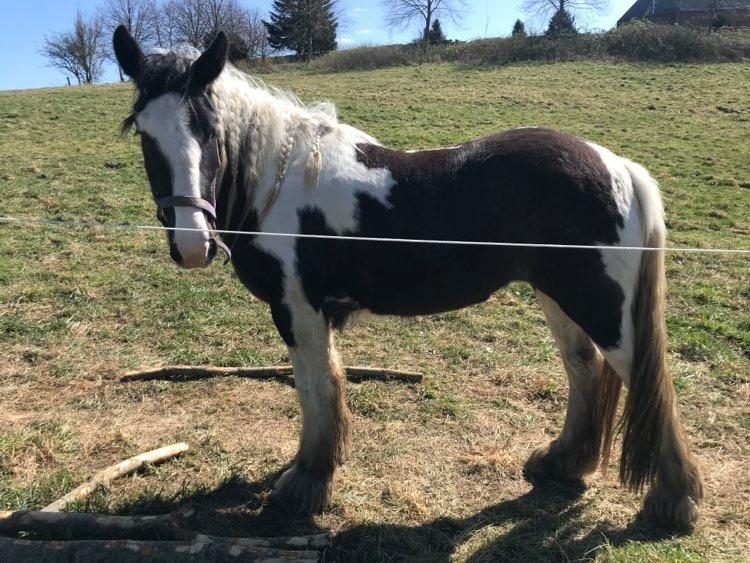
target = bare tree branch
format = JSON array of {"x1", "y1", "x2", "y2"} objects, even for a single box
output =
[
  {"x1": 153, "y1": 0, "x2": 268, "y2": 61},
  {"x1": 384, "y1": 0, "x2": 467, "y2": 60},
  {"x1": 164, "y1": 0, "x2": 210, "y2": 47},
  {"x1": 41, "y1": 11, "x2": 107, "y2": 85},
  {"x1": 385, "y1": 0, "x2": 466, "y2": 35},
  {"x1": 101, "y1": 0, "x2": 159, "y2": 79},
  {"x1": 240, "y1": 8, "x2": 271, "y2": 60},
  {"x1": 154, "y1": 3, "x2": 178, "y2": 48},
  {"x1": 101, "y1": 0, "x2": 159, "y2": 45},
  {"x1": 522, "y1": 0, "x2": 609, "y2": 23},
  {"x1": 696, "y1": 0, "x2": 737, "y2": 22}
]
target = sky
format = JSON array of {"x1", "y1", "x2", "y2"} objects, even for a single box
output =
[{"x1": 0, "y1": 0, "x2": 634, "y2": 91}]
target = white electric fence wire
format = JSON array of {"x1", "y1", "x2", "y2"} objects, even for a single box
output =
[{"x1": 1, "y1": 215, "x2": 749, "y2": 255}]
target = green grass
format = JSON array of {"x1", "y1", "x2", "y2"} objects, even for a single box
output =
[{"x1": 0, "y1": 62, "x2": 748, "y2": 561}]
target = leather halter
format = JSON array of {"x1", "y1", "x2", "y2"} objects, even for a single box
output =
[{"x1": 156, "y1": 195, "x2": 232, "y2": 263}]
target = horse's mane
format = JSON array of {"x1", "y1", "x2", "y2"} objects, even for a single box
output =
[{"x1": 121, "y1": 44, "x2": 338, "y2": 136}]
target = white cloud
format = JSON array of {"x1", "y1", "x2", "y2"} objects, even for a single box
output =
[
  {"x1": 355, "y1": 28, "x2": 372, "y2": 35},
  {"x1": 339, "y1": 37, "x2": 354, "y2": 44}
]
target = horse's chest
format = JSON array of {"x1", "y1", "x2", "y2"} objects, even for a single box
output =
[{"x1": 232, "y1": 244, "x2": 286, "y2": 305}]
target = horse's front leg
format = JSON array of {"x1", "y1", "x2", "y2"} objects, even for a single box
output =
[{"x1": 272, "y1": 301, "x2": 351, "y2": 514}]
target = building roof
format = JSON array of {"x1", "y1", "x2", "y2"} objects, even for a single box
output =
[{"x1": 619, "y1": 0, "x2": 750, "y2": 24}]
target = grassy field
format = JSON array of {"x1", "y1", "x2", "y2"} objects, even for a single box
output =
[{"x1": 0, "y1": 62, "x2": 748, "y2": 561}]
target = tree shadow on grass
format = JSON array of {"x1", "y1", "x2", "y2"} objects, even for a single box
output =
[{"x1": 114, "y1": 472, "x2": 672, "y2": 562}]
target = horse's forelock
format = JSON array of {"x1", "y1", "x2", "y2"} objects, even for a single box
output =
[{"x1": 123, "y1": 51, "x2": 195, "y2": 126}]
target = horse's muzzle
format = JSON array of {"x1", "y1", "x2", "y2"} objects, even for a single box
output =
[{"x1": 168, "y1": 238, "x2": 216, "y2": 269}]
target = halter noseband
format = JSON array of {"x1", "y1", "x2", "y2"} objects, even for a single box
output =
[{"x1": 156, "y1": 195, "x2": 232, "y2": 263}]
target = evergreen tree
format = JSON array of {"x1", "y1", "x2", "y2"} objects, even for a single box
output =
[
  {"x1": 428, "y1": 19, "x2": 447, "y2": 44},
  {"x1": 546, "y1": 8, "x2": 576, "y2": 36},
  {"x1": 265, "y1": 0, "x2": 297, "y2": 53},
  {"x1": 512, "y1": 19, "x2": 527, "y2": 37},
  {"x1": 265, "y1": 0, "x2": 338, "y2": 60}
]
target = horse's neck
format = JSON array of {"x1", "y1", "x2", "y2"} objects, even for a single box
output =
[{"x1": 214, "y1": 76, "x2": 300, "y2": 231}]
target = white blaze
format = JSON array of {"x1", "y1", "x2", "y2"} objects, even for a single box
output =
[{"x1": 137, "y1": 93, "x2": 211, "y2": 268}]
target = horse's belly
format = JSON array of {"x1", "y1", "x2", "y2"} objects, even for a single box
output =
[{"x1": 353, "y1": 261, "x2": 514, "y2": 317}]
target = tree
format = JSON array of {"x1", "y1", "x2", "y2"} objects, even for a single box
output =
[
  {"x1": 384, "y1": 0, "x2": 466, "y2": 61},
  {"x1": 523, "y1": 0, "x2": 608, "y2": 20},
  {"x1": 157, "y1": 0, "x2": 262, "y2": 61},
  {"x1": 264, "y1": 0, "x2": 339, "y2": 61},
  {"x1": 164, "y1": 0, "x2": 210, "y2": 47},
  {"x1": 512, "y1": 19, "x2": 527, "y2": 37},
  {"x1": 101, "y1": 0, "x2": 158, "y2": 45},
  {"x1": 101, "y1": 0, "x2": 159, "y2": 80},
  {"x1": 264, "y1": 0, "x2": 295, "y2": 54},
  {"x1": 546, "y1": 7, "x2": 577, "y2": 35},
  {"x1": 523, "y1": 0, "x2": 608, "y2": 34},
  {"x1": 428, "y1": 19, "x2": 448, "y2": 44},
  {"x1": 241, "y1": 9, "x2": 271, "y2": 60},
  {"x1": 202, "y1": 0, "x2": 254, "y2": 61},
  {"x1": 699, "y1": 0, "x2": 733, "y2": 27},
  {"x1": 41, "y1": 11, "x2": 107, "y2": 85},
  {"x1": 154, "y1": 4, "x2": 177, "y2": 48}
]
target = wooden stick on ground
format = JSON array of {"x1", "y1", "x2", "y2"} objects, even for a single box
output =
[
  {"x1": 192, "y1": 532, "x2": 333, "y2": 550},
  {"x1": 0, "y1": 509, "x2": 334, "y2": 549},
  {"x1": 121, "y1": 365, "x2": 423, "y2": 385},
  {"x1": 0, "y1": 537, "x2": 322, "y2": 562},
  {"x1": 41, "y1": 443, "x2": 190, "y2": 513},
  {"x1": 0, "y1": 508, "x2": 195, "y2": 541}
]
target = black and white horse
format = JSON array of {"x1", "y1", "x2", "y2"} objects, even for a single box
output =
[{"x1": 113, "y1": 28, "x2": 703, "y2": 531}]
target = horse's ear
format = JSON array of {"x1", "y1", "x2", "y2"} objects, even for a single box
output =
[
  {"x1": 189, "y1": 32, "x2": 228, "y2": 92},
  {"x1": 113, "y1": 25, "x2": 145, "y2": 81}
]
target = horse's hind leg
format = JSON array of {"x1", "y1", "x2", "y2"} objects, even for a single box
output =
[
  {"x1": 524, "y1": 291, "x2": 622, "y2": 483},
  {"x1": 271, "y1": 298, "x2": 351, "y2": 514},
  {"x1": 598, "y1": 248, "x2": 703, "y2": 532}
]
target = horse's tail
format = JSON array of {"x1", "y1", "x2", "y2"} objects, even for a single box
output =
[{"x1": 618, "y1": 161, "x2": 701, "y2": 502}]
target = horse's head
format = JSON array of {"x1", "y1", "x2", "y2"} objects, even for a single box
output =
[{"x1": 114, "y1": 26, "x2": 229, "y2": 269}]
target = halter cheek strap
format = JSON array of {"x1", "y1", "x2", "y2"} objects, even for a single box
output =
[{"x1": 157, "y1": 196, "x2": 232, "y2": 263}]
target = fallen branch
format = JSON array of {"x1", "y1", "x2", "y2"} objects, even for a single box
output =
[
  {"x1": 0, "y1": 536, "x2": 322, "y2": 562},
  {"x1": 0, "y1": 508, "x2": 334, "y2": 548},
  {"x1": 197, "y1": 532, "x2": 332, "y2": 550},
  {"x1": 346, "y1": 366, "x2": 423, "y2": 384},
  {"x1": 0, "y1": 508, "x2": 194, "y2": 541},
  {"x1": 122, "y1": 366, "x2": 295, "y2": 384},
  {"x1": 41, "y1": 443, "x2": 189, "y2": 513},
  {"x1": 121, "y1": 365, "x2": 423, "y2": 385}
]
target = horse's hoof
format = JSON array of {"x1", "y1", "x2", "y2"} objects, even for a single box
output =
[
  {"x1": 273, "y1": 465, "x2": 332, "y2": 515},
  {"x1": 641, "y1": 486, "x2": 699, "y2": 533},
  {"x1": 523, "y1": 442, "x2": 588, "y2": 491},
  {"x1": 524, "y1": 442, "x2": 567, "y2": 481}
]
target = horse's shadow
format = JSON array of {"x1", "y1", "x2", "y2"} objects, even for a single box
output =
[{"x1": 115, "y1": 471, "x2": 670, "y2": 562}]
